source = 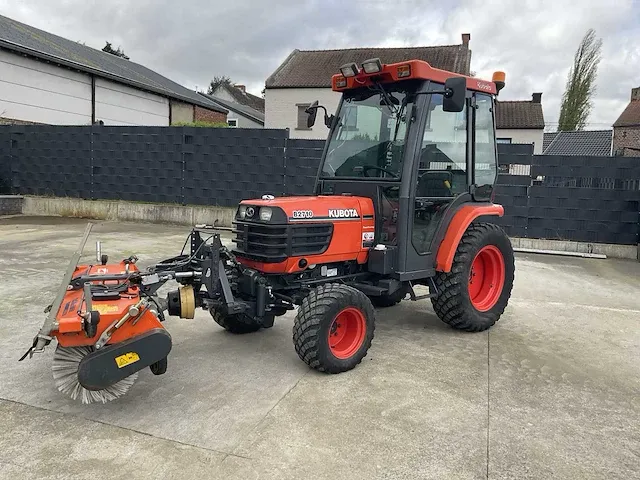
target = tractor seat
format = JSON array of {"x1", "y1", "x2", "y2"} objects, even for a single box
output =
[{"x1": 417, "y1": 171, "x2": 454, "y2": 198}]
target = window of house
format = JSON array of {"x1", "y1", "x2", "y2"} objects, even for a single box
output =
[
  {"x1": 297, "y1": 104, "x2": 311, "y2": 130},
  {"x1": 497, "y1": 138, "x2": 512, "y2": 144},
  {"x1": 227, "y1": 119, "x2": 238, "y2": 128}
]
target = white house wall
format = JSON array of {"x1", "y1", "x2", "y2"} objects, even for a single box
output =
[
  {"x1": 496, "y1": 128, "x2": 544, "y2": 154},
  {"x1": 265, "y1": 88, "x2": 341, "y2": 139},
  {"x1": 225, "y1": 109, "x2": 263, "y2": 128},
  {"x1": 0, "y1": 49, "x2": 91, "y2": 124},
  {"x1": 94, "y1": 78, "x2": 169, "y2": 126}
]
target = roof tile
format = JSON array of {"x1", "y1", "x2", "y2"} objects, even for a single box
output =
[
  {"x1": 265, "y1": 45, "x2": 471, "y2": 88},
  {"x1": 613, "y1": 100, "x2": 640, "y2": 127},
  {"x1": 223, "y1": 85, "x2": 265, "y2": 112},
  {"x1": 542, "y1": 130, "x2": 612, "y2": 156},
  {"x1": 494, "y1": 100, "x2": 545, "y2": 129}
]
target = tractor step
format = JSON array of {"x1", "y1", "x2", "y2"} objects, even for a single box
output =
[
  {"x1": 351, "y1": 283, "x2": 388, "y2": 296},
  {"x1": 410, "y1": 293, "x2": 437, "y2": 301}
]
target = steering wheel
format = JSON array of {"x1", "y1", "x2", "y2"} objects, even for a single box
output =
[{"x1": 362, "y1": 165, "x2": 400, "y2": 179}]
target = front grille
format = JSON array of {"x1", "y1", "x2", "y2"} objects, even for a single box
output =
[{"x1": 233, "y1": 221, "x2": 333, "y2": 263}]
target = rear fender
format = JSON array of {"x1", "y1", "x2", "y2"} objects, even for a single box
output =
[{"x1": 435, "y1": 204, "x2": 504, "y2": 273}]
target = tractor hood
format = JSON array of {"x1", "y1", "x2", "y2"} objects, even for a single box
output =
[{"x1": 238, "y1": 196, "x2": 374, "y2": 224}]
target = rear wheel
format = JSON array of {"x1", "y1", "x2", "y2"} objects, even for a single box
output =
[
  {"x1": 293, "y1": 283, "x2": 375, "y2": 373},
  {"x1": 210, "y1": 309, "x2": 263, "y2": 334},
  {"x1": 431, "y1": 223, "x2": 514, "y2": 332}
]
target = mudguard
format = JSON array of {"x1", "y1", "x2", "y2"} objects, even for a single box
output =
[{"x1": 435, "y1": 204, "x2": 504, "y2": 272}]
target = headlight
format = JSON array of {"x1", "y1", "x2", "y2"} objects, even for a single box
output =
[
  {"x1": 238, "y1": 205, "x2": 247, "y2": 219},
  {"x1": 259, "y1": 207, "x2": 273, "y2": 222}
]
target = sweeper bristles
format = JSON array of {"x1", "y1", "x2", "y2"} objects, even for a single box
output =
[{"x1": 52, "y1": 345, "x2": 138, "y2": 404}]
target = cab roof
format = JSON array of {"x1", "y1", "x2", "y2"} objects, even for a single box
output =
[{"x1": 331, "y1": 59, "x2": 498, "y2": 95}]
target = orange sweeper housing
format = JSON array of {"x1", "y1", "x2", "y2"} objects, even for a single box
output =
[{"x1": 22, "y1": 58, "x2": 515, "y2": 404}]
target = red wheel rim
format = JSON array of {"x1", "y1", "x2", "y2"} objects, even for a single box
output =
[
  {"x1": 328, "y1": 307, "x2": 367, "y2": 359},
  {"x1": 469, "y1": 245, "x2": 506, "y2": 312}
]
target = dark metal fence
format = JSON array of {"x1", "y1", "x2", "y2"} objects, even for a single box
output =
[
  {"x1": 494, "y1": 145, "x2": 640, "y2": 245},
  {"x1": 1, "y1": 125, "x2": 638, "y2": 245}
]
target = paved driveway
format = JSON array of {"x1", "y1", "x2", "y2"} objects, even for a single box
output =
[{"x1": 0, "y1": 216, "x2": 638, "y2": 480}]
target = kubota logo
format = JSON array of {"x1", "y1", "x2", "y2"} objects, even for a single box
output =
[{"x1": 328, "y1": 208, "x2": 359, "y2": 218}]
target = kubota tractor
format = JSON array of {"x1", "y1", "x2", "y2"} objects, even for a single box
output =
[
  {"x1": 214, "y1": 58, "x2": 515, "y2": 372},
  {"x1": 23, "y1": 58, "x2": 515, "y2": 404}
]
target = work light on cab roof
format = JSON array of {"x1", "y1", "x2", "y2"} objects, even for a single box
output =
[{"x1": 331, "y1": 58, "x2": 506, "y2": 96}]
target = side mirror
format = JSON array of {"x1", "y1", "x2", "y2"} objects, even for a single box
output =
[
  {"x1": 305, "y1": 100, "x2": 319, "y2": 128},
  {"x1": 442, "y1": 77, "x2": 466, "y2": 112}
]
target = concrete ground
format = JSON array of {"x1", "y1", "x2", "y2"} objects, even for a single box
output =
[{"x1": 0, "y1": 216, "x2": 638, "y2": 480}]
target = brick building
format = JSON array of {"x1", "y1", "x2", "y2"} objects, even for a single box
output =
[{"x1": 612, "y1": 87, "x2": 640, "y2": 156}]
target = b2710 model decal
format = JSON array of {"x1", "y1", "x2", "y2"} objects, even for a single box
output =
[
  {"x1": 292, "y1": 210, "x2": 314, "y2": 219},
  {"x1": 289, "y1": 207, "x2": 362, "y2": 222}
]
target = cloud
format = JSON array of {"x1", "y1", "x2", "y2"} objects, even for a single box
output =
[{"x1": 0, "y1": 0, "x2": 637, "y2": 128}]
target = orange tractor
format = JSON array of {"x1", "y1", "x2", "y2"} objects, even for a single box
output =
[{"x1": 22, "y1": 59, "x2": 514, "y2": 403}]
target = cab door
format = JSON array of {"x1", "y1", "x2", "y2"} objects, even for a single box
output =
[{"x1": 396, "y1": 86, "x2": 471, "y2": 280}]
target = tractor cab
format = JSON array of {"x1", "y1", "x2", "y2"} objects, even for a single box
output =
[{"x1": 308, "y1": 59, "x2": 507, "y2": 281}]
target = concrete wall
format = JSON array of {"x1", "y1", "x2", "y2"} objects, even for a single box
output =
[
  {"x1": 265, "y1": 87, "x2": 340, "y2": 139},
  {"x1": 496, "y1": 129, "x2": 544, "y2": 154},
  {"x1": 21, "y1": 196, "x2": 236, "y2": 228},
  {"x1": 94, "y1": 78, "x2": 169, "y2": 126},
  {"x1": 170, "y1": 100, "x2": 194, "y2": 124},
  {"x1": 0, "y1": 49, "x2": 92, "y2": 125}
]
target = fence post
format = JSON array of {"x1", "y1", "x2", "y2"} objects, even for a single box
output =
[
  {"x1": 283, "y1": 128, "x2": 289, "y2": 197},
  {"x1": 180, "y1": 126, "x2": 186, "y2": 206},
  {"x1": 90, "y1": 125, "x2": 94, "y2": 200}
]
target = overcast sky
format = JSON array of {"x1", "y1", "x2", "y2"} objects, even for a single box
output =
[{"x1": 1, "y1": 0, "x2": 638, "y2": 129}]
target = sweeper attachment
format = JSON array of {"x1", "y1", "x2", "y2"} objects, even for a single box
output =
[{"x1": 19, "y1": 223, "x2": 224, "y2": 404}]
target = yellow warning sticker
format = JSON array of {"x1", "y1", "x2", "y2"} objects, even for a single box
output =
[
  {"x1": 94, "y1": 304, "x2": 119, "y2": 314},
  {"x1": 115, "y1": 352, "x2": 140, "y2": 369}
]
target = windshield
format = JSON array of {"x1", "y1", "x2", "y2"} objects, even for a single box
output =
[{"x1": 320, "y1": 84, "x2": 416, "y2": 180}]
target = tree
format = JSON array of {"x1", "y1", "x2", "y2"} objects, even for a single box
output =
[
  {"x1": 557, "y1": 29, "x2": 602, "y2": 131},
  {"x1": 207, "y1": 76, "x2": 232, "y2": 95},
  {"x1": 102, "y1": 42, "x2": 130, "y2": 60}
]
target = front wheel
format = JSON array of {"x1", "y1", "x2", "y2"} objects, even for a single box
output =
[
  {"x1": 293, "y1": 284, "x2": 376, "y2": 373},
  {"x1": 431, "y1": 223, "x2": 514, "y2": 332}
]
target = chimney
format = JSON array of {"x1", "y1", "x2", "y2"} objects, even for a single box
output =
[
  {"x1": 235, "y1": 84, "x2": 246, "y2": 94},
  {"x1": 631, "y1": 87, "x2": 640, "y2": 101},
  {"x1": 461, "y1": 33, "x2": 471, "y2": 47},
  {"x1": 532, "y1": 92, "x2": 542, "y2": 103}
]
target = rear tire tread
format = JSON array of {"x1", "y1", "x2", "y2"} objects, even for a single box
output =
[{"x1": 431, "y1": 222, "x2": 514, "y2": 332}]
